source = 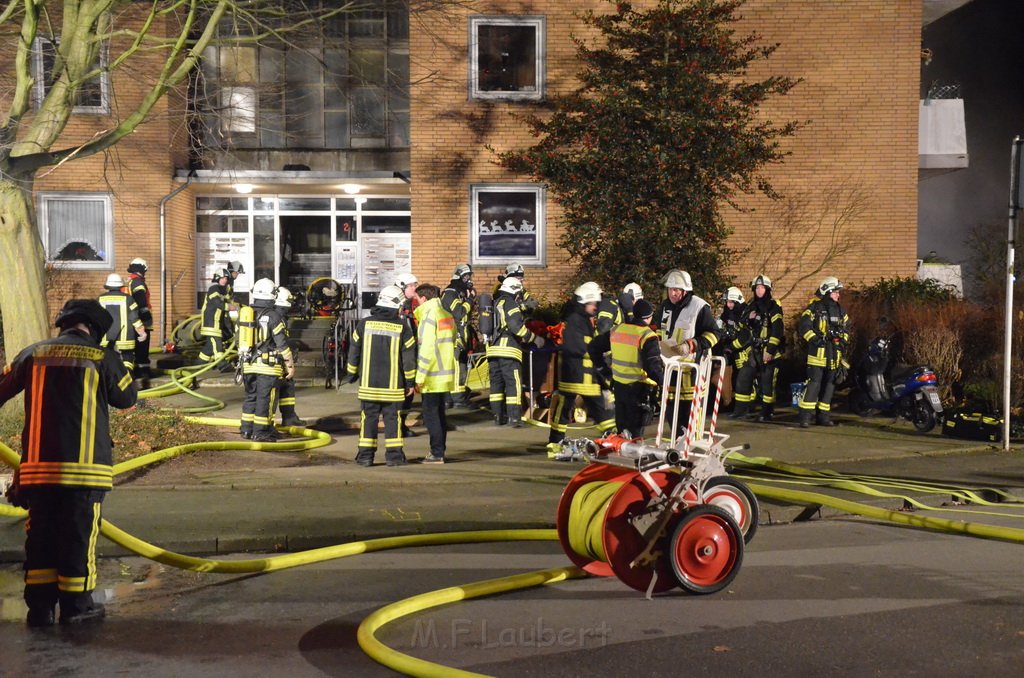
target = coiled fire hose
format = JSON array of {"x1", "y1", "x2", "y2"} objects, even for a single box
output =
[{"x1": 1, "y1": 362, "x2": 1023, "y2": 676}]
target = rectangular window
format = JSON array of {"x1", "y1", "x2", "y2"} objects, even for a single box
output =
[
  {"x1": 39, "y1": 193, "x2": 114, "y2": 269},
  {"x1": 470, "y1": 185, "x2": 545, "y2": 266},
  {"x1": 469, "y1": 16, "x2": 545, "y2": 101},
  {"x1": 32, "y1": 38, "x2": 109, "y2": 114}
]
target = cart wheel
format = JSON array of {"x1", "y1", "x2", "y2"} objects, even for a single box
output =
[
  {"x1": 669, "y1": 505, "x2": 743, "y2": 595},
  {"x1": 701, "y1": 476, "x2": 759, "y2": 544}
]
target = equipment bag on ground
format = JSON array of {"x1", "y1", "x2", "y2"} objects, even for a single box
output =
[{"x1": 941, "y1": 409, "x2": 1002, "y2": 443}]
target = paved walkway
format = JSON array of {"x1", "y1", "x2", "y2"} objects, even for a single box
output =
[{"x1": 1, "y1": 382, "x2": 1019, "y2": 561}]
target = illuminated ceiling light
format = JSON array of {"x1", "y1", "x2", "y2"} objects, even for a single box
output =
[
  {"x1": 233, "y1": 183, "x2": 254, "y2": 194},
  {"x1": 341, "y1": 183, "x2": 362, "y2": 195}
]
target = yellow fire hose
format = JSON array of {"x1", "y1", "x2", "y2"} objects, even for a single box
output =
[{"x1": 1, "y1": 360, "x2": 1024, "y2": 677}]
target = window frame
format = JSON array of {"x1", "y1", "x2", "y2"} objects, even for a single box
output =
[
  {"x1": 31, "y1": 37, "x2": 110, "y2": 115},
  {"x1": 468, "y1": 15, "x2": 546, "y2": 101},
  {"x1": 38, "y1": 192, "x2": 115, "y2": 270},
  {"x1": 469, "y1": 184, "x2": 546, "y2": 267}
]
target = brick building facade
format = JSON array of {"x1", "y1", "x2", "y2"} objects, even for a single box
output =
[{"x1": 11, "y1": 1, "x2": 923, "y2": 342}]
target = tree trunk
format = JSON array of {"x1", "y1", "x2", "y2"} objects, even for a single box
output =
[{"x1": 0, "y1": 178, "x2": 51, "y2": 361}]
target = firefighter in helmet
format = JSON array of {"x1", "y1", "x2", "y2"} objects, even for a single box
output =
[
  {"x1": 654, "y1": 269, "x2": 719, "y2": 433},
  {"x1": 547, "y1": 282, "x2": 617, "y2": 458},
  {"x1": 797, "y1": 276, "x2": 849, "y2": 427},
  {"x1": 733, "y1": 274, "x2": 786, "y2": 421},
  {"x1": 126, "y1": 258, "x2": 153, "y2": 381},
  {"x1": 346, "y1": 285, "x2": 417, "y2": 466},
  {"x1": 487, "y1": 276, "x2": 540, "y2": 427},
  {"x1": 394, "y1": 272, "x2": 419, "y2": 436},
  {"x1": 198, "y1": 267, "x2": 232, "y2": 365},
  {"x1": 440, "y1": 263, "x2": 475, "y2": 408},
  {"x1": 0, "y1": 299, "x2": 137, "y2": 625},
  {"x1": 98, "y1": 273, "x2": 147, "y2": 374},
  {"x1": 239, "y1": 278, "x2": 294, "y2": 442},
  {"x1": 595, "y1": 282, "x2": 643, "y2": 336},
  {"x1": 273, "y1": 286, "x2": 306, "y2": 427}
]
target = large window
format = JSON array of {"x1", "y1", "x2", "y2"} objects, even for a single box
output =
[
  {"x1": 38, "y1": 193, "x2": 114, "y2": 269},
  {"x1": 469, "y1": 16, "x2": 545, "y2": 101},
  {"x1": 470, "y1": 185, "x2": 545, "y2": 266},
  {"x1": 32, "y1": 38, "x2": 109, "y2": 114},
  {"x1": 199, "y1": 2, "x2": 409, "y2": 150}
]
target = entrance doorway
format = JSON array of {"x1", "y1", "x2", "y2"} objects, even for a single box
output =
[{"x1": 279, "y1": 214, "x2": 331, "y2": 294}]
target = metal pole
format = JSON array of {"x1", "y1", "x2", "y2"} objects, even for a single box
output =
[
  {"x1": 1003, "y1": 137, "x2": 1023, "y2": 450},
  {"x1": 158, "y1": 171, "x2": 194, "y2": 344}
]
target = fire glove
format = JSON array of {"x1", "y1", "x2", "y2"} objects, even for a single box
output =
[
  {"x1": 346, "y1": 372, "x2": 360, "y2": 385},
  {"x1": 4, "y1": 469, "x2": 27, "y2": 509},
  {"x1": 678, "y1": 338, "x2": 697, "y2": 358},
  {"x1": 533, "y1": 335, "x2": 545, "y2": 348}
]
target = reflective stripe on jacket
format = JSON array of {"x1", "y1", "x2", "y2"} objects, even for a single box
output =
[
  {"x1": 610, "y1": 323, "x2": 658, "y2": 384},
  {"x1": 0, "y1": 330, "x2": 137, "y2": 489},
  {"x1": 347, "y1": 308, "x2": 417, "y2": 401}
]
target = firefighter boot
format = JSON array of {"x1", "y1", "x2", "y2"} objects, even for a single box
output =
[
  {"x1": 815, "y1": 410, "x2": 836, "y2": 427},
  {"x1": 26, "y1": 606, "x2": 55, "y2": 628},
  {"x1": 798, "y1": 408, "x2": 813, "y2": 429},
  {"x1": 507, "y1": 405, "x2": 524, "y2": 428},
  {"x1": 758, "y1": 403, "x2": 774, "y2": 422},
  {"x1": 729, "y1": 401, "x2": 750, "y2": 419},
  {"x1": 280, "y1": 406, "x2": 307, "y2": 427}
]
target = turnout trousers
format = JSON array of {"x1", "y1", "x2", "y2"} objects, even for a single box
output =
[
  {"x1": 23, "y1": 488, "x2": 105, "y2": 617},
  {"x1": 357, "y1": 400, "x2": 406, "y2": 464},
  {"x1": 488, "y1": 357, "x2": 524, "y2": 421}
]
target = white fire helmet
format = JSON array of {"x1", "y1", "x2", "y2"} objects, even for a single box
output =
[
  {"x1": 104, "y1": 273, "x2": 124, "y2": 289},
  {"x1": 275, "y1": 286, "x2": 294, "y2": 308},
  {"x1": 376, "y1": 285, "x2": 405, "y2": 309},
  {"x1": 622, "y1": 282, "x2": 643, "y2": 300},
  {"x1": 251, "y1": 278, "x2": 277, "y2": 301},
  {"x1": 750, "y1": 274, "x2": 772, "y2": 290},
  {"x1": 725, "y1": 286, "x2": 744, "y2": 303},
  {"x1": 663, "y1": 269, "x2": 693, "y2": 291},
  {"x1": 574, "y1": 281, "x2": 603, "y2": 304},
  {"x1": 499, "y1": 277, "x2": 525, "y2": 295},
  {"x1": 394, "y1": 272, "x2": 418, "y2": 288},
  {"x1": 818, "y1": 276, "x2": 843, "y2": 295}
]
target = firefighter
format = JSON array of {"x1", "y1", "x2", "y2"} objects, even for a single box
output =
[
  {"x1": 494, "y1": 262, "x2": 538, "y2": 311},
  {"x1": 98, "y1": 273, "x2": 147, "y2": 374},
  {"x1": 414, "y1": 283, "x2": 457, "y2": 464},
  {"x1": 487, "y1": 276, "x2": 541, "y2": 427},
  {"x1": 126, "y1": 258, "x2": 153, "y2": 382},
  {"x1": 198, "y1": 267, "x2": 232, "y2": 365},
  {"x1": 733, "y1": 275, "x2": 786, "y2": 421},
  {"x1": 798, "y1": 276, "x2": 850, "y2": 428},
  {"x1": 346, "y1": 285, "x2": 416, "y2": 466},
  {"x1": 440, "y1": 263, "x2": 475, "y2": 408},
  {"x1": 595, "y1": 282, "x2": 643, "y2": 336},
  {"x1": 394, "y1": 272, "x2": 419, "y2": 436},
  {"x1": 240, "y1": 278, "x2": 295, "y2": 442},
  {"x1": 716, "y1": 286, "x2": 747, "y2": 413},
  {"x1": 588, "y1": 298, "x2": 663, "y2": 439},
  {"x1": 0, "y1": 299, "x2": 137, "y2": 626},
  {"x1": 273, "y1": 287, "x2": 306, "y2": 427},
  {"x1": 226, "y1": 260, "x2": 245, "y2": 304},
  {"x1": 547, "y1": 282, "x2": 616, "y2": 457},
  {"x1": 654, "y1": 269, "x2": 720, "y2": 434}
]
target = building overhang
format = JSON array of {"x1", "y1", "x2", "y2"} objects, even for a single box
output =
[
  {"x1": 922, "y1": 0, "x2": 975, "y2": 25},
  {"x1": 174, "y1": 169, "x2": 411, "y2": 196}
]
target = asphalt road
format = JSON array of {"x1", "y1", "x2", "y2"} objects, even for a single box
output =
[{"x1": 1, "y1": 513, "x2": 1022, "y2": 677}]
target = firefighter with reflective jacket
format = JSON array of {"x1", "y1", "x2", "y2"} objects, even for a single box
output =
[
  {"x1": 654, "y1": 269, "x2": 720, "y2": 432},
  {"x1": 547, "y1": 283, "x2": 617, "y2": 457},
  {"x1": 99, "y1": 273, "x2": 147, "y2": 374},
  {"x1": 226, "y1": 260, "x2": 245, "y2": 304},
  {"x1": 240, "y1": 278, "x2": 295, "y2": 442},
  {"x1": 394, "y1": 272, "x2": 419, "y2": 436},
  {"x1": 487, "y1": 276, "x2": 540, "y2": 427},
  {"x1": 346, "y1": 285, "x2": 417, "y2": 466},
  {"x1": 440, "y1": 263, "x2": 475, "y2": 408},
  {"x1": 733, "y1": 275, "x2": 786, "y2": 421},
  {"x1": 273, "y1": 287, "x2": 306, "y2": 427},
  {"x1": 126, "y1": 258, "x2": 153, "y2": 381},
  {"x1": 715, "y1": 286, "x2": 747, "y2": 413},
  {"x1": 798, "y1": 276, "x2": 850, "y2": 428},
  {"x1": 493, "y1": 262, "x2": 538, "y2": 312},
  {"x1": 414, "y1": 283, "x2": 457, "y2": 463},
  {"x1": 0, "y1": 299, "x2": 137, "y2": 626},
  {"x1": 199, "y1": 267, "x2": 232, "y2": 364},
  {"x1": 588, "y1": 298, "x2": 663, "y2": 439},
  {"x1": 596, "y1": 282, "x2": 643, "y2": 336}
]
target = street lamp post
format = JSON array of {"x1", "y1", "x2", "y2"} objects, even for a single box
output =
[{"x1": 1003, "y1": 136, "x2": 1023, "y2": 451}]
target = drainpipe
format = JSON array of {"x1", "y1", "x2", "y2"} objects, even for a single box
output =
[{"x1": 159, "y1": 171, "x2": 195, "y2": 344}]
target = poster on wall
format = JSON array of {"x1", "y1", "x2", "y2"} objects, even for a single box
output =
[
  {"x1": 472, "y1": 186, "x2": 544, "y2": 265},
  {"x1": 196, "y1": 233, "x2": 251, "y2": 293},
  {"x1": 362, "y1": 234, "x2": 412, "y2": 292},
  {"x1": 335, "y1": 243, "x2": 359, "y2": 285}
]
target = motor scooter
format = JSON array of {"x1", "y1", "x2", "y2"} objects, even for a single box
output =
[{"x1": 848, "y1": 336, "x2": 943, "y2": 432}]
